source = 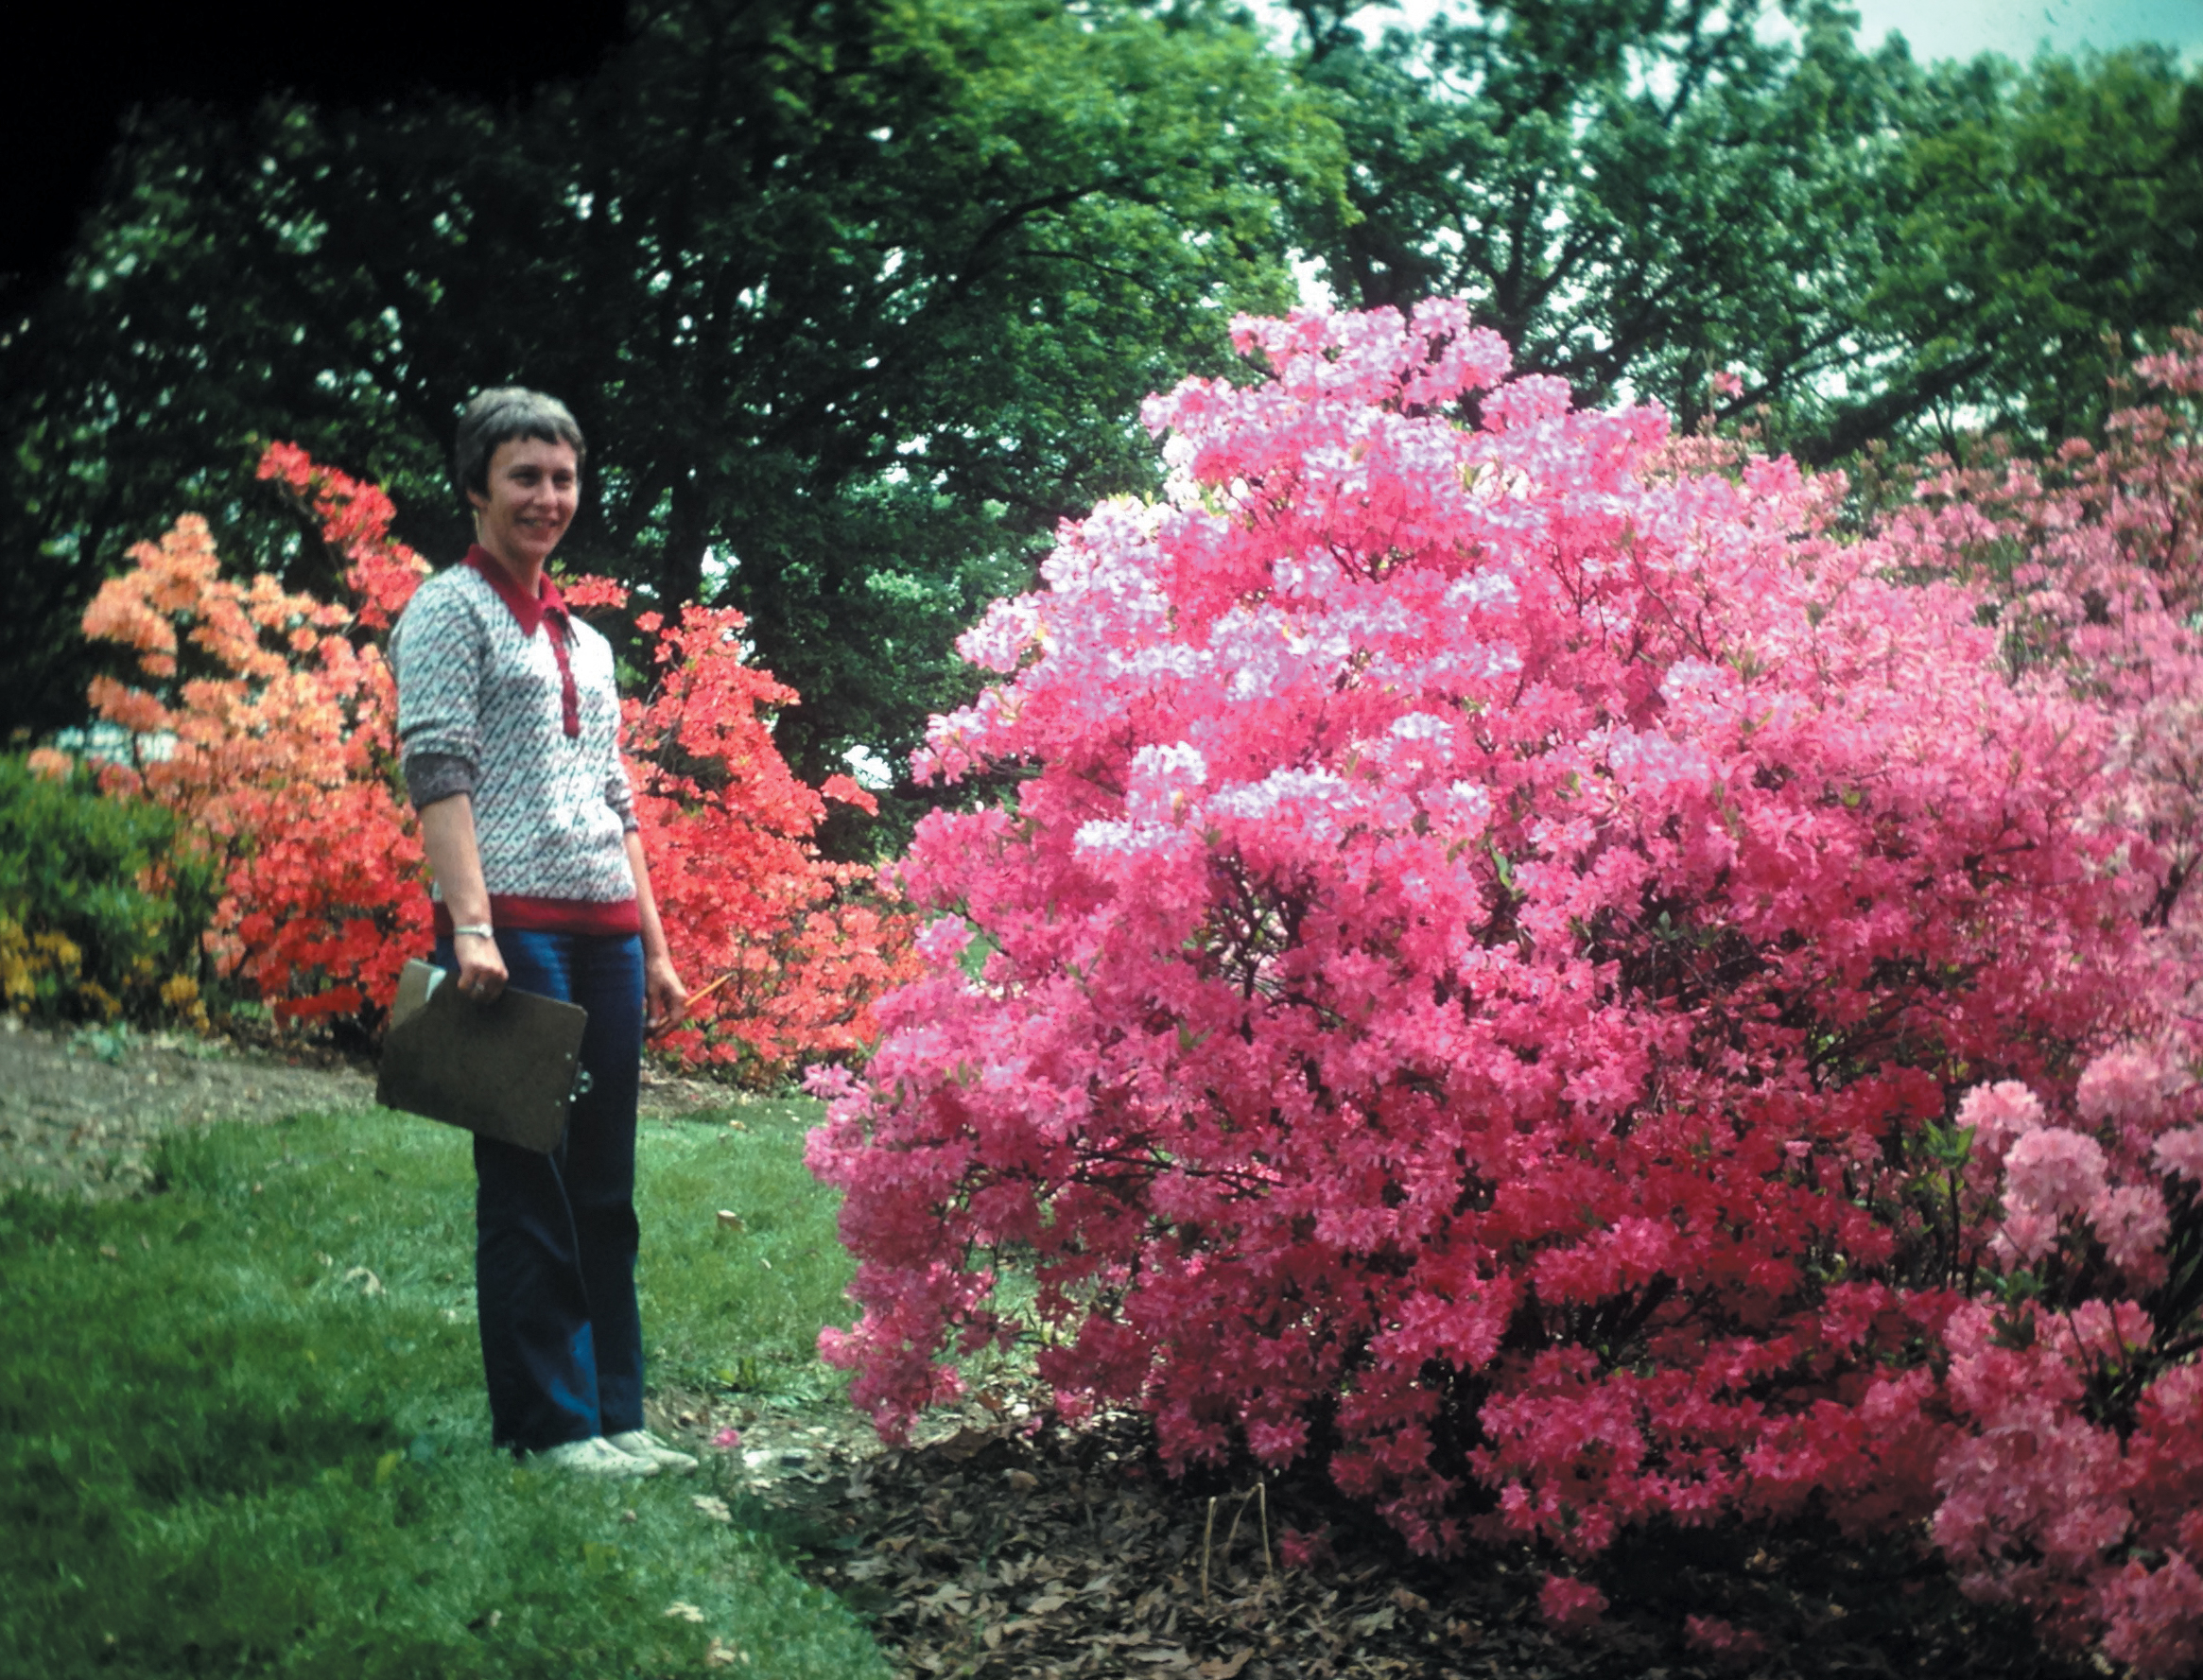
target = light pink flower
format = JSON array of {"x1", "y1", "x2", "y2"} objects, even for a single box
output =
[
  {"x1": 2090, "y1": 1185, "x2": 2170, "y2": 1271},
  {"x1": 2004, "y1": 1127, "x2": 2108, "y2": 1220},
  {"x1": 2153, "y1": 1126, "x2": 2203, "y2": 1183},
  {"x1": 2077, "y1": 1045, "x2": 2189, "y2": 1127},
  {"x1": 1957, "y1": 1081, "x2": 2046, "y2": 1159}
]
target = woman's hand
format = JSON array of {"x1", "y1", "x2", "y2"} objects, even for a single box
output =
[
  {"x1": 455, "y1": 928, "x2": 509, "y2": 1003},
  {"x1": 418, "y1": 797, "x2": 506, "y2": 1002},
  {"x1": 643, "y1": 952, "x2": 685, "y2": 1035}
]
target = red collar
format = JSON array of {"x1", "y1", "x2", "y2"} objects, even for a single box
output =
[
  {"x1": 463, "y1": 545, "x2": 571, "y2": 638},
  {"x1": 462, "y1": 546, "x2": 581, "y2": 737}
]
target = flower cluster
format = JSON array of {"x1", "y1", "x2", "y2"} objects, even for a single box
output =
[{"x1": 807, "y1": 302, "x2": 2203, "y2": 1671}]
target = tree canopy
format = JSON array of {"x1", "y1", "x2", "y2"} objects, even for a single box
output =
[
  {"x1": 2, "y1": 0, "x2": 1340, "y2": 842},
  {"x1": 1285, "y1": 0, "x2": 2203, "y2": 460}
]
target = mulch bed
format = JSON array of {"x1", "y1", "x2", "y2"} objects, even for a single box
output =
[{"x1": 714, "y1": 1398, "x2": 2089, "y2": 1680}]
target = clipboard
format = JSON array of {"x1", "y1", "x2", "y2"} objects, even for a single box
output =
[{"x1": 375, "y1": 959, "x2": 588, "y2": 1152}]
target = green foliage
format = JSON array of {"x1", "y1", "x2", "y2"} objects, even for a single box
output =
[
  {"x1": 1285, "y1": 0, "x2": 2203, "y2": 463},
  {"x1": 0, "y1": 1100, "x2": 879, "y2": 1679},
  {"x1": 0, "y1": 0, "x2": 1343, "y2": 847},
  {"x1": 0, "y1": 753, "x2": 217, "y2": 1023},
  {"x1": 1869, "y1": 46, "x2": 2203, "y2": 453}
]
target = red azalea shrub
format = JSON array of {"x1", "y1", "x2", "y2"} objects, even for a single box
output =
[
  {"x1": 616, "y1": 596, "x2": 920, "y2": 1082},
  {"x1": 78, "y1": 444, "x2": 911, "y2": 1077},
  {"x1": 805, "y1": 302, "x2": 2203, "y2": 1671}
]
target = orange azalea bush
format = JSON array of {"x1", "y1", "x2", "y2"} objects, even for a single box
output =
[
  {"x1": 78, "y1": 443, "x2": 912, "y2": 1078},
  {"x1": 80, "y1": 496, "x2": 427, "y2": 1021}
]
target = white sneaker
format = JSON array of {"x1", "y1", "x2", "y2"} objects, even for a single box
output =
[
  {"x1": 536, "y1": 1436, "x2": 661, "y2": 1478},
  {"x1": 605, "y1": 1429, "x2": 700, "y2": 1474}
]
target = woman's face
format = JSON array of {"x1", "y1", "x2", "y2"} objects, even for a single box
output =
[{"x1": 469, "y1": 436, "x2": 580, "y2": 574}]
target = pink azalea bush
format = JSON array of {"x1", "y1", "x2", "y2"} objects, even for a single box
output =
[
  {"x1": 807, "y1": 303, "x2": 2203, "y2": 1672},
  {"x1": 1872, "y1": 330, "x2": 2203, "y2": 1672}
]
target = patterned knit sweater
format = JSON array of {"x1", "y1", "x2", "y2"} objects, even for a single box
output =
[{"x1": 391, "y1": 548, "x2": 640, "y2": 935}]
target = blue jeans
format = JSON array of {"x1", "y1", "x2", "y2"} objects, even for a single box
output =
[{"x1": 432, "y1": 930, "x2": 646, "y2": 1453}]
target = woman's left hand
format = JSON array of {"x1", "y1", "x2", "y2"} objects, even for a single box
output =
[{"x1": 643, "y1": 953, "x2": 686, "y2": 1035}]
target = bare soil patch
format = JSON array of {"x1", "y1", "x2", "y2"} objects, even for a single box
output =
[
  {"x1": 0, "y1": 1017, "x2": 374, "y2": 1200},
  {"x1": 0, "y1": 1016, "x2": 736, "y2": 1201}
]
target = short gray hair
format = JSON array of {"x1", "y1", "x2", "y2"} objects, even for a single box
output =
[{"x1": 453, "y1": 388, "x2": 587, "y2": 504}]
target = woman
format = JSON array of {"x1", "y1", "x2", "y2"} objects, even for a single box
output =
[{"x1": 392, "y1": 388, "x2": 692, "y2": 1478}]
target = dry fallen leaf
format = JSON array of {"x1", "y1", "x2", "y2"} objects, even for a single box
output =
[
  {"x1": 693, "y1": 1494, "x2": 733, "y2": 1523},
  {"x1": 1350, "y1": 1604, "x2": 1396, "y2": 1636},
  {"x1": 664, "y1": 1602, "x2": 706, "y2": 1623},
  {"x1": 1198, "y1": 1649, "x2": 1254, "y2": 1679},
  {"x1": 932, "y1": 1427, "x2": 996, "y2": 1462}
]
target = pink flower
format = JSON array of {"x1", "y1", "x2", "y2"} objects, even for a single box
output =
[
  {"x1": 2004, "y1": 1127, "x2": 2108, "y2": 1221},
  {"x1": 805, "y1": 300, "x2": 2203, "y2": 1680},
  {"x1": 2077, "y1": 1046, "x2": 2187, "y2": 1126},
  {"x1": 1538, "y1": 1574, "x2": 1608, "y2": 1631},
  {"x1": 1991, "y1": 1206, "x2": 2060, "y2": 1266},
  {"x1": 1685, "y1": 1615, "x2": 1767, "y2": 1659},
  {"x1": 2090, "y1": 1185, "x2": 2170, "y2": 1272},
  {"x1": 914, "y1": 916, "x2": 973, "y2": 965},
  {"x1": 710, "y1": 1428, "x2": 742, "y2": 1449},
  {"x1": 2152, "y1": 1126, "x2": 2203, "y2": 1183},
  {"x1": 1709, "y1": 369, "x2": 1744, "y2": 401},
  {"x1": 1957, "y1": 1081, "x2": 2046, "y2": 1160},
  {"x1": 2098, "y1": 1552, "x2": 2203, "y2": 1678}
]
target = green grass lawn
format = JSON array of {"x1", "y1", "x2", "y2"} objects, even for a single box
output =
[{"x1": 0, "y1": 1096, "x2": 890, "y2": 1679}]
